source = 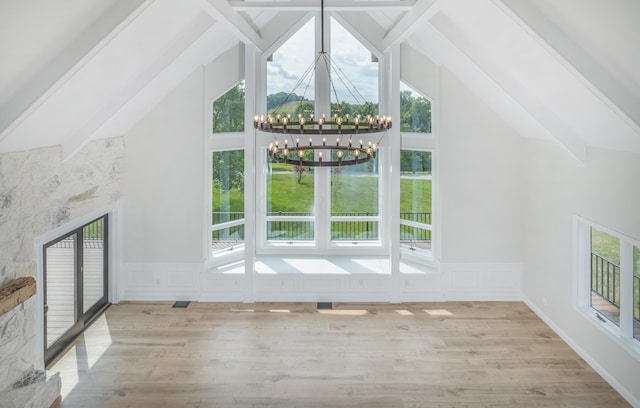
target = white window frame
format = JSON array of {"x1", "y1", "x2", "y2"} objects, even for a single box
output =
[
  {"x1": 399, "y1": 80, "x2": 437, "y2": 265},
  {"x1": 398, "y1": 148, "x2": 434, "y2": 260},
  {"x1": 256, "y1": 139, "x2": 386, "y2": 255},
  {"x1": 256, "y1": 12, "x2": 386, "y2": 255},
  {"x1": 574, "y1": 216, "x2": 640, "y2": 358}
]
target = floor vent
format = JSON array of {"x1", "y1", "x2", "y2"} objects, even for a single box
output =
[
  {"x1": 317, "y1": 302, "x2": 333, "y2": 310},
  {"x1": 172, "y1": 301, "x2": 191, "y2": 308}
]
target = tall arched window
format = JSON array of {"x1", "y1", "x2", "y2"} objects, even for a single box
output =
[{"x1": 259, "y1": 15, "x2": 383, "y2": 250}]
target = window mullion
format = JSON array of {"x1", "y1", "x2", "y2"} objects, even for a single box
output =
[{"x1": 620, "y1": 241, "x2": 634, "y2": 339}]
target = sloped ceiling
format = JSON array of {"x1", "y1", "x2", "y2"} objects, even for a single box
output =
[{"x1": 0, "y1": 0, "x2": 638, "y2": 161}]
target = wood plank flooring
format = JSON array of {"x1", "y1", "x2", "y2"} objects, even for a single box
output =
[{"x1": 50, "y1": 301, "x2": 629, "y2": 407}]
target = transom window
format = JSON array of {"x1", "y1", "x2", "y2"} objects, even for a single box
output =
[
  {"x1": 212, "y1": 81, "x2": 245, "y2": 133},
  {"x1": 400, "y1": 81, "x2": 432, "y2": 133}
]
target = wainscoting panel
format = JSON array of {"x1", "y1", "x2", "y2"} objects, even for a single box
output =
[
  {"x1": 120, "y1": 261, "x2": 523, "y2": 302},
  {"x1": 443, "y1": 262, "x2": 523, "y2": 300},
  {"x1": 122, "y1": 263, "x2": 202, "y2": 300},
  {"x1": 399, "y1": 273, "x2": 446, "y2": 302},
  {"x1": 254, "y1": 274, "x2": 392, "y2": 302}
]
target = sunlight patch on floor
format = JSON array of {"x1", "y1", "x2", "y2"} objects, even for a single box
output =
[
  {"x1": 424, "y1": 309, "x2": 453, "y2": 316},
  {"x1": 84, "y1": 315, "x2": 112, "y2": 368},
  {"x1": 318, "y1": 309, "x2": 369, "y2": 316},
  {"x1": 395, "y1": 309, "x2": 414, "y2": 316}
]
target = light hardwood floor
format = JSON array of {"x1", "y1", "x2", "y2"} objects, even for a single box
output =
[{"x1": 51, "y1": 301, "x2": 629, "y2": 407}]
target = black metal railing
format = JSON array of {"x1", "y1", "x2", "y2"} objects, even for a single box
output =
[
  {"x1": 400, "y1": 212, "x2": 432, "y2": 225},
  {"x1": 212, "y1": 211, "x2": 245, "y2": 224},
  {"x1": 212, "y1": 211, "x2": 432, "y2": 242},
  {"x1": 591, "y1": 252, "x2": 640, "y2": 322},
  {"x1": 591, "y1": 252, "x2": 620, "y2": 307},
  {"x1": 635, "y1": 274, "x2": 640, "y2": 322}
]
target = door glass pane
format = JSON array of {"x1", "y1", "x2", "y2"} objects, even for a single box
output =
[
  {"x1": 83, "y1": 218, "x2": 104, "y2": 313},
  {"x1": 634, "y1": 245, "x2": 640, "y2": 341},
  {"x1": 46, "y1": 234, "x2": 76, "y2": 347},
  {"x1": 266, "y1": 152, "x2": 315, "y2": 242},
  {"x1": 212, "y1": 150, "x2": 245, "y2": 251},
  {"x1": 330, "y1": 157, "x2": 379, "y2": 241},
  {"x1": 590, "y1": 227, "x2": 620, "y2": 326},
  {"x1": 400, "y1": 150, "x2": 432, "y2": 251}
]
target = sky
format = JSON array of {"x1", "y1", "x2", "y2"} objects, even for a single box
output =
[{"x1": 266, "y1": 17, "x2": 379, "y2": 105}]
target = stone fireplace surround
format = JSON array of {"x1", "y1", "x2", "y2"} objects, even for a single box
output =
[{"x1": 0, "y1": 277, "x2": 61, "y2": 408}]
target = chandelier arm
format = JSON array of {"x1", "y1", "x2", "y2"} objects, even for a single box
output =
[
  {"x1": 329, "y1": 56, "x2": 368, "y2": 106},
  {"x1": 272, "y1": 53, "x2": 322, "y2": 116}
]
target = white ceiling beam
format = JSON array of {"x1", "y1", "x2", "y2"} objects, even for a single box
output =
[
  {"x1": 333, "y1": 12, "x2": 385, "y2": 56},
  {"x1": 261, "y1": 12, "x2": 313, "y2": 57},
  {"x1": 493, "y1": 0, "x2": 640, "y2": 136},
  {"x1": 0, "y1": 0, "x2": 152, "y2": 148},
  {"x1": 200, "y1": 0, "x2": 264, "y2": 50},
  {"x1": 62, "y1": 13, "x2": 218, "y2": 160},
  {"x1": 428, "y1": 10, "x2": 587, "y2": 163},
  {"x1": 382, "y1": 0, "x2": 441, "y2": 50},
  {"x1": 229, "y1": 1, "x2": 415, "y2": 12},
  {"x1": 88, "y1": 23, "x2": 237, "y2": 149}
]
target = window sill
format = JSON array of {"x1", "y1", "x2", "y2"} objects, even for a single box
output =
[
  {"x1": 207, "y1": 245, "x2": 245, "y2": 268},
  {"x1": 578, "y1": 306, "x2": 640, "y2": 363},
  {"x1": 255, "y1": 255, "x2": 391, "y2": 275}
]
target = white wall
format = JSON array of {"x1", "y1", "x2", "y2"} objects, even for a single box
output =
[
  {"x1": 123, "y1": 67, "x2": 205, "y2": 263},
  {"x1": 522, "y1": 140, "x2": 640, "y2": 404},
  {"x1": 439, "y1": 69, "x2": 524, "y2": 263}
]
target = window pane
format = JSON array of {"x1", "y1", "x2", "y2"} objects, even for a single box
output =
[
  {"x1": 400, "y1": 150, "x2": 432, "y2": 251},
  {"x1": 46, "y1": 234, "x2": 77, "y2": 347},
  {"x1": 266, "y1": 155, "x2": 315, "y2": 242},
  {"x1": 400, "y1": 82, "x2": 432, "y2": 133},
  {"x1": 267, "y1": 221, "x2": 314, "y2": 241},
  {"x1": 330, "y1": 17, "x2": 378, "y2": 118},
  {"x1": 400, "y1": 225, "x2": 432, "y2": 251},
  {"x1": 212, "y1": 81, "x2": 245, "y2": 133},
  {"x1": 331, "y1": 156, "x2": 379, "y2": 241},
  {"x1": 331, "y1": 221, "x2": 379, "y2": 241},
  {"x1": 590, "y1": 228, "x2": 620, "y2": 326},
  {"x1": 634, "y1": 245, "x2": 640, "y2": 341},
  {"x1": 212, "y1": 150, "x2": 245, "y2": 250},
  {"x1": 83, "y1": 218, "x2": 104, "y2": 313},
  {"x1": 267, "y1": 18, "x2": 315, "y2": 119}
]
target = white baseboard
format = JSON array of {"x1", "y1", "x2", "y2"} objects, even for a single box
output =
[{"x1": 523, "y1": 297, "x2": 640, "y2": 408}]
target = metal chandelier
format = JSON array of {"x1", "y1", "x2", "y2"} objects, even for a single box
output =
[{"x1": 253, "y1": 0, "x2": 391, "y2": 167}]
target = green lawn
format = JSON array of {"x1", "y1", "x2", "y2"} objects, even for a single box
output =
[{"x1": 213, "y1": 171, "x2": 432, "y2": 216}]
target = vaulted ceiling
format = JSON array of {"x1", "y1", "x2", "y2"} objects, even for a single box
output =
[{"x1": 1, "y1": 0, "x2": 638, "y2": 162}]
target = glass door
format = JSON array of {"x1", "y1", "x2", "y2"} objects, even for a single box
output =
[{"x1": 44, "y1": 215, "x2": 109, "y2": 366}]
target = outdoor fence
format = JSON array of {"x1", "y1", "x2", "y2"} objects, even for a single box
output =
[
  {"x1": 212, "y1": 211, "x2": 432, "y2": 243},
  {"x1": 591, "y1": 252, "x2": 640, "y2": 322}
]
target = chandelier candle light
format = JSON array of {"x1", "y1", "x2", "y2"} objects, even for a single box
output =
[
  {"x1": 255, "y1": 113, "x2": 390, "y2": 166},
  {"x1": 253, "y1": 0, "x2": 391, "y2": 167}
]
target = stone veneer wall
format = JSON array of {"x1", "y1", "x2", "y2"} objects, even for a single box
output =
[{"x1": 0, "y1": 137, "x2": 123, "y2": 392}]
